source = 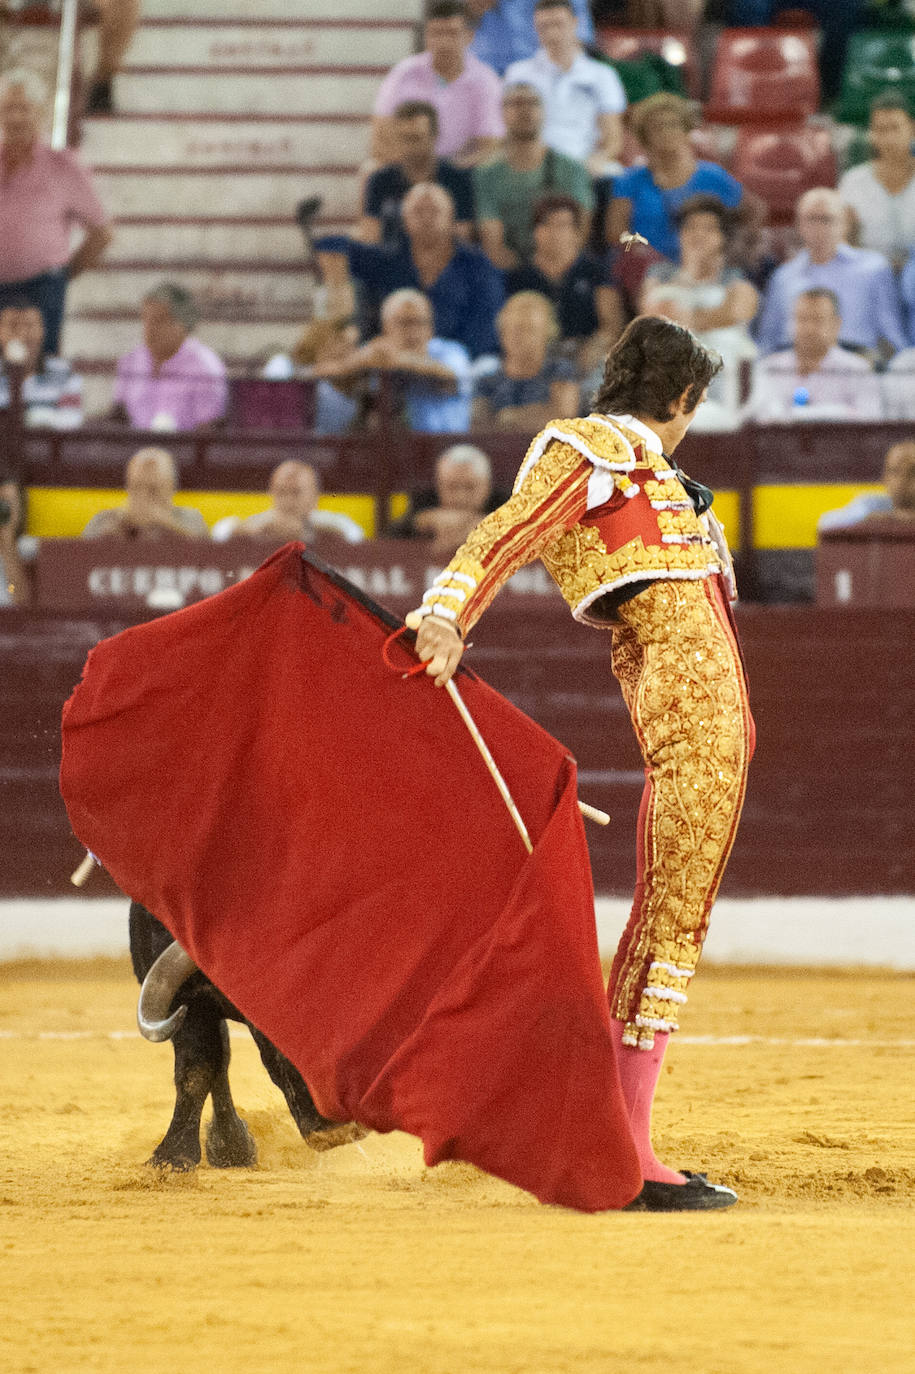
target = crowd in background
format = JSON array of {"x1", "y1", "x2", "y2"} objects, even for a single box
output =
[{"x1": 2, "y1": 0, "x2": 915, "y2": 601}]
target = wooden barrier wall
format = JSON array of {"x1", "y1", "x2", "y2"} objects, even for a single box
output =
[
  {"x1": 2, "y1": 590, "x2": 912, "y2": 898},
  {"x1": 9, "y1": 418, "x2": 912, "y2": 602}
]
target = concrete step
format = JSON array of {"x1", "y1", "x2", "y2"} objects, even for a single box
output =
[
  {"x1": 67, "y1": 266, "x2": 311, "y2": 316},
  {"x1": 126, "y1": 21, "x2": 415, "y2": 70},
  {"x1": 82, "y1": 117, "x2": 371, "y2": 169},
  {"x1": 95, "y1": 168, "x2": 361, "y2": 218},
  {"x1": 141, "y1": 0, "x2": 422, "y2": 19},
  {"x1": 105, "y1": 219, "x2": 352, "y2": 264},
  {"x1": 63, "y1": 316, "x2": 309, "y2": 367},
  {"x1": 111, "y1": 69, "x2": 383, "y2": 115}
]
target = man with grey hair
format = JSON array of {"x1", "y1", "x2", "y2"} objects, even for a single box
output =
[
  {"x1": 474, "y1": 81, "x2": 592, "y2": 270},
  {"x1": 0, "y1": 68, "x2": 112, "y2": 353},
  {"x1": 755, "y1": 186, "x2": 907, "y2": 358},
  {"x1": 82, "y1": 446, "x2": 209, "y2": 540},
  {"x1": 311, "y1": 288, "x2": 472, "y2": 432},
  {"x1": 111, "y1": 282, "x2": 228, "y2": 430},
  {"x1": 389, "y1": 442, "x2": 504, "y2": 557}
]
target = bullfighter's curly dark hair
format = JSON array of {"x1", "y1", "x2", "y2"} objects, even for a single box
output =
[{"x1": 592, "y1": 315, "x2": 722, "y2": 423}]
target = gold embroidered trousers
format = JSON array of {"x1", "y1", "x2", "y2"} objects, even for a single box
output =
[{"x1": 607, "y1": 577, "x2": 755, "y2": 1048}]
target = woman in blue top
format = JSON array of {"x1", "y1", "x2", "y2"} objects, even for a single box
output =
[{"x1": 599, "y1": 93, "x2": 743, "y2": 264}]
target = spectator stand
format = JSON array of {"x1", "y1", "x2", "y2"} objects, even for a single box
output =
[
  {"x1": 705, "y1": 26, "x2": 821, "y2": 126},
  {"x1": 836, "y1": 27, "x2": 915, "y2": 125},
  {"x1": 733, "y1": 123, "x2": 837, "y2": 223},
  {"x1": 593, "y1": 25, "x2": 700, "y2": 98},
  {"x1": 8, "y1": 357, "x2": 914, "y2": 605}
]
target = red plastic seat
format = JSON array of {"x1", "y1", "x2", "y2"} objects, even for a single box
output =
[
  {"x1": 732, "y1": 124, "x2": 837, "y2": 223},
  {"x1": 706, "y1": 28, "x2": 821, "y2": 124},
  {"x1": 595, "y1": 26, "x2": 700, "y2": 99}
]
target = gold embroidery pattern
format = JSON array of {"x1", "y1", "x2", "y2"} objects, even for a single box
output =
[
  {"x1": 420, "y1": 558, "x2": 487, "y2": 626},
  {"x1": 548, "y1": 416, "x2": 639, "y2": 471},
  {"x1": 607, "y1": 581, "x2": 752, "y2": 1044},
  {"x1": 643, "y1": 478, "x2": 684, "y2": 503},
  {"x1": 413, "y1": 417, "x2": 722, "y2": 639},
  {"x1": 656, "y1": 508, "x2": 707, "y2": 542},
  {"x1": 450, "y1": 440, "x2": 593, "y2": 634},
  {"x1": 543, "y1": 533, "x2": 720, "y2": 622}
]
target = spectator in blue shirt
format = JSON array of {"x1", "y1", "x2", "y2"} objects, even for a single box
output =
[
  {"x1": 466, "y1": 0, "x2": 594, "y2": 77},
  {"x1": 471, "y1": 289, "x2": 580, "y2": 430},
  {"x1": 359, "y1": 101, "x2": 475, "y2": 251},
  {"x1": 600, "y1": 92, "x2": 742, "y2": 264},
  {"x1": 755, "y1": 187, "x2": 907, "y2": 358},
  {"x1": 309, "y1": 288, "x2": 473, "y2": 433},
  {"x1": 315, "y1": 182, "x2": 504, "y2": 358},
  {"x1": 818, "y1": 441, "x2": 915, "y2": 531}
]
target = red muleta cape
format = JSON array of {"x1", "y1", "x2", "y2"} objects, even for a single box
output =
[{"x1": 60, "y1": 543, "x2": 641, "y2": 1211}]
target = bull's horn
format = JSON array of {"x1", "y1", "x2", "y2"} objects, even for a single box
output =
[{"x1": 137, "y1": 941, "x2": 198, "y2": 1042}]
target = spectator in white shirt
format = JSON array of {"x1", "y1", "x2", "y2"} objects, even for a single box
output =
[
  {"x1": 882, "y1": 344, "x2": 915, "y2": 420},
  {"x1": 838, "y1": 91, "x2": 915, "y2": 271},
  {"x1": 503, "y1": 0, "x2": 626, "y2": 176},
  {"x1": 747, "y1": 287, "x2": 884, "y2": 423}
]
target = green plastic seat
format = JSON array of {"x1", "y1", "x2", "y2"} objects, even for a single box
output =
[{"x1": 836, "y1": 29, "x2": 915, "y2": 125}]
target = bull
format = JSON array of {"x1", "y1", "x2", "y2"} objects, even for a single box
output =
[{"x1": 131, "y1": 901, "x2": 363, "y2": 1169}]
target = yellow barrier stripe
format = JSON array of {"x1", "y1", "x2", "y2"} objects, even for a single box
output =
[
  {"x1": 24, "y1": 486, "x2": 745, "y2": 548},
  {"x1": 25, "y1": 488, "x2": 376, "y2": 539},
  {"x1": 754, "y1": 483, "x2": 885, "y2": 550}
]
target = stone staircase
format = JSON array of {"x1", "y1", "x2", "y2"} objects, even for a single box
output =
[{"x1": 64, "y1": 0, "x2": 422, "y2": 414}]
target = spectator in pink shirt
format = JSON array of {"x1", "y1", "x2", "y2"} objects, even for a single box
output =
[
  {"x1": 0, "y1": 68, "x2": 113, "y2": 355},
  {"x1": 111, "y1": 283, "x2": 228, "y2": 431},
  {"x1": 372, "y1": 1, "x2": 505, "y2": 169}
]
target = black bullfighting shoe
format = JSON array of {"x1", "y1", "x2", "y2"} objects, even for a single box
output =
[{"x1": 625, "y1": 1171, "x2": 738, "y2": 1212}]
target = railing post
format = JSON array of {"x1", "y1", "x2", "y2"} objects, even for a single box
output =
[
  {"x1": 3, "y1": 357, "x2": 27, "y2": 487},
  {"x1": 51, "y1": 0, "x2": 80, "y2": 150}
]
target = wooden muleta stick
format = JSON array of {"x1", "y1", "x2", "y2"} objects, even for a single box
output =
[
  {"x1": 445, "y1": 679, "x2": 534, "y2": 855},
  {"x1": 578, "y1": 800, "x2": 610, "y2": 826},
  {"x1": 406, "y1": 609, "x2": 609, "y2": 840},
  {"x1": 445, "y1": 680, "x2": 611, "y2": 853},
  {"x1": 70, "y1": 850, "x2": 98, "y2": 887}
]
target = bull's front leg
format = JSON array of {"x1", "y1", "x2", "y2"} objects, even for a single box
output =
[
  {"x1": 149, "y1": 1005, "x2": 251, "y2": 1170},
  {"x1": 204, "y1": 1020, "x2": 257, "y2": 1168}
]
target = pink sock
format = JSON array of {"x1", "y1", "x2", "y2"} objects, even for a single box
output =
[{"x1": 609, "y1": 1020, "x2": 685, "y2": 1186}]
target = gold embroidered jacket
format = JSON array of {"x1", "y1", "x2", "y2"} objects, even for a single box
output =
[{"x1": 413, "y1": 414, "x2": 727, "y2": 636}]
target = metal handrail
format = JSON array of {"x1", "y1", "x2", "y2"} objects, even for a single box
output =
[{"x1": 50, "y1": 0, "x2": 79, "y2": 149}]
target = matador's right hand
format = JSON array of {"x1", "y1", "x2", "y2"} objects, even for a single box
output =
[{"x1": 405, "y1": 612, "x2": 464, "y2": 687}]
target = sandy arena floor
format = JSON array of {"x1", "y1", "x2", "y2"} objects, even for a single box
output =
[{"x1": 1, "y1": 958, "x2": 913, "y2": 1374}]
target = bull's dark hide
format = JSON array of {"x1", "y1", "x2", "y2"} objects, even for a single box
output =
[{"x1": 129, "y1": 902, "x2": 329, "y2": 1170}]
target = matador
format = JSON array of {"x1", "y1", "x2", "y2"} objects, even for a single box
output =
[{"x1": 409, "y1": 316, "x2": 755, "y2": 1210}]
